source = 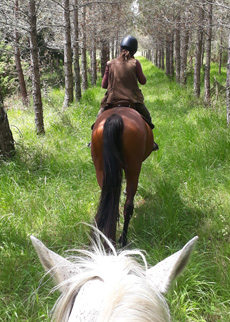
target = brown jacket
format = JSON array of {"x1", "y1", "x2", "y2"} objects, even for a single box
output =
[{"x1": 101, "y1": 56, "x2": 144, "y2": 108}]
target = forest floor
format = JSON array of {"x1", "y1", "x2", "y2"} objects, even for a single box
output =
[{"x1": 1, "y1": 57, "x2": 230, "y2": 321}]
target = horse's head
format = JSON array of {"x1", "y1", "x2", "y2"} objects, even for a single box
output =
[{"x1": 31, "y1": 233, "x2": 198, "y2": 322}]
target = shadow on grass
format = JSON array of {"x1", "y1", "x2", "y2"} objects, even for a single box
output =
[{"x1": 128, "y1": 178, "x2": 203, "y2": 254}]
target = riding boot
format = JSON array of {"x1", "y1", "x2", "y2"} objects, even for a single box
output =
[{"x1": 153, "y1": 142, "x2": 159, "y2": 151}]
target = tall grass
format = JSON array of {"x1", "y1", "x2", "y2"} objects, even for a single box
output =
[{"x1": 1, "y1": 57, "x2": 230, "y2": 321}]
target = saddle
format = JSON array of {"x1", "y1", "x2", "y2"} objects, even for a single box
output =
[
  {"x1": 113, "y1": 100, "x2": 136, "y2": 109},
  {"x1": 92, "y1": 101, "x2": 155, "y2": 130},
  {"x1": 107, "y1": 101, "x2": 155, "y2": 129}
]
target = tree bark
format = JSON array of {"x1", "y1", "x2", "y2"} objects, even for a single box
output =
[
  {"x1": 29, "y1": 0, "x2": 44, "y2": 134},
  {"x1": 14, "y1": 0, "x2": 28, "y2": 107},
  {"x1": 165, "y1": 34, "x2": 170, "y2": 76},
  {"x1": 194, "y1": 1, "x2": 204, "y2": 98},
  {"x1": 0, "y1": 86, "x2": 15, "y2": 158},
  {"x1": 219, "y1": 29, "x2": 223, "y2": 76},
  {"x1": 111, "y1": 40, "x2": 115, "y2": 60},
  {"x1": 175, "y1": 15, "x2": 181, "y2": 83},
  {"x1": 158, "y1": 48, "x2": 162, "y2": 68},
  {"x1": 161, "y1": 47, "x2": 164, "y2": 70},
  {"x1": 204, "y1": 0, "x2": 213, "y2": 105},
  {"x1": 73, "y1": 0, "x2": 81, "y2": 101},
  {"x1": 155, "y1": 49, "x2": 158, "y2": 67},
  {"x1": 115, "y1": 36, "x2": 119, "y2": 58},
  {"x1": 106, "y1": 43, "x2": 110, "y2": 62},
  {"x1": 169, "y1": 32, "x2": 174, "y2": 77},
  {"x1": 80, "y1": 5, "x2": 88, "y2": 92},
  {"x1": 155, "y1": 44, "x2": 158, "y2": 67},
  {"x1": 180, "y1": 26, "x2": 189, "y2": 85},
  {"x1": 90, "y1": 37, "x2": 97, "y2": 85},
  {"x1": 63, "y1": 0, "x2": 74, "y2": 107},
  {"x1": 100, "y1": 40, "x2": 108, "y2": 77}
]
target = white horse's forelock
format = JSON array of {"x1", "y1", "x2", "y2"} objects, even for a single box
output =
[
  {"x1": 50, "y1": 237, "x2": 170, "y2": 322},
  {"x1": 31, "y1": 229, "x2": 198, "y2": 322}
]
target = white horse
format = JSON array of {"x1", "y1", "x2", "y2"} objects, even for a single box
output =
[{"x1": 31, "y1": 233, "x2": 198, "y2": 322}]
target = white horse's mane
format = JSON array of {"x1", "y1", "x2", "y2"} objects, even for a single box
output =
[
  {"x1": 51, "y1": 235, "x2": 170, "y2": 322},
  {"x1": 31, "y1": 230, "x2": 198, "y2": 322}
]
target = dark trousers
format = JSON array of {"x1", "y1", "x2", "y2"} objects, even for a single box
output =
[
  {"x1": 98, "y1": 102, "x2": 154, "y2": 129},
  {"x1": 134, "y1": 103, "x2": 154, "y2": 128}
]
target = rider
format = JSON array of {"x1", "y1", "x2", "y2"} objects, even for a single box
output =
[{"x1": 97, "y1": 35, "x2": 158, "y2": 151}]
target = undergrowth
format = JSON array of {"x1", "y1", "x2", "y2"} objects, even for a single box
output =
[{"x1": 0, "y1": 57, "x2": 230, "y2": 321}]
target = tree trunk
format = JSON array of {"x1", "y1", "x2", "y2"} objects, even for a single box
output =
[
  {"x1": 154, "y1": 48, "x2": 158, "y2": 66},
  {"x1": 158, "y1": 48, "x2": 161, "y2": 68},
  {"x1": 80, "y1": 5, "x2": 88, "y2": 92},
  {"x1": 201, "y1": 37, "x2": 205, "y2": 66},
  {"x1": 169, "y1": 32, "x2": 174, "y2": 77},
  {"x1": 175, "y1": 15, "x2": 181, "y2": 83},
  {"x1": 115, "y1": 36, "x2": 119, "y2": 58},
  {"x1": 204, "y1": 0, "x2": 213, "y2": 105},
  {"x1": 161, "y1": 47, "x2": 164, "y2": 70},
  {"x1": 100, "y1": 40, "x2": 108, "y2": 77},
  {"x1": 155, "y1": 45, "x2": 159, "y2": 68},
  {"x1": 151, "y1": 50, "x2": 154, "y2": 64},
  {"x1": 29, "y1": 0, "x2": 44, "y2": 134},
  {"x1": 106, "y1": 44, "x2": 110, "y2": 62},
  {"x1": 226, "y1": 32, "x2": 230, "y2": 126},
  {"x1": 63, "y1": 0, "x2": 73, "y2": 107},
  {"x1": 194, "y1": 2, "x2": 204, "y2": 98},
  {"x1": 90, "y1": 37, "x2": 97, "y2": 85},
  {"x1": 165, "y1": 34, "x2": 170, "y2": 76},
  {"x1": 180, "y1": 26, "x2": 189, "y2": 85},
  {"x1": 111, "y1": 40, "x2": 114, "y2": 60},
  {"x1": 73, "y1": 0, "x2": 81, "y2": 101},
  {"x1": 0, "y1": 86, "x2": 15, "y2": 158},
  {"x1": 219, "y1": 29, "x2": 223, "y2": 76},
  {"x1": 14, "y1": 0, "x2": 28, "y2": 107}
]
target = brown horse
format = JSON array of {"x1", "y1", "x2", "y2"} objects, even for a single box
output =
[{"x1": 91, "y1": 107, "x2": 153, "y2": 246}]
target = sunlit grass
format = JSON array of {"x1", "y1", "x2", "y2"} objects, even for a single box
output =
[{"x1": 1, "y1": 57, "x2": 230, "y2": 320}]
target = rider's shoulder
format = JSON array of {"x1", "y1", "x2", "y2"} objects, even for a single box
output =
[{"x1": 107, "y1": 57, "x2": 119, "y2": 66}]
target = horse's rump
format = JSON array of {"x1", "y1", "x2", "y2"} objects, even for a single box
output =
[{"x1": 91, "y1": 108, "x2": 153, "y2": 170}]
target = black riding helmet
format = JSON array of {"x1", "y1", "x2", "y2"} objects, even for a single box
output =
[{"x1": 120, "y1": 35, "x2": 138, "y2": 56}]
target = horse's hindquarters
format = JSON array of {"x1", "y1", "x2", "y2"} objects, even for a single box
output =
[
  {"x1": 91, "y1": 107, "x2": 153, "y2": 245},
  {"x1": 91, "y1": 124, "x2": 104, "y2": 188}
]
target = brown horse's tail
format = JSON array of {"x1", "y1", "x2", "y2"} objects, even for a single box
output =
[{"x1": 95, "y1": 114, "x2": 124, "y2": 242}]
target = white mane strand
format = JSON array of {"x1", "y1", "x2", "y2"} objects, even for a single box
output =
[
  {"x1": 51, "y1": 238, "x2": 170, "y2": 322},
  {"x1": 30, "y1": 232, "x2": 198, "y2": 322}
]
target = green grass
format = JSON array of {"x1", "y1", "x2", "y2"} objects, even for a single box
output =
[{"x1": 1, "y1": 57, "x2": 230, "y2": 321}]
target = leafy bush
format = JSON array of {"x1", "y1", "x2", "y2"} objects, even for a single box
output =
[{"x1": 0, "y1": 42, "x2": 18, "y2": 98}]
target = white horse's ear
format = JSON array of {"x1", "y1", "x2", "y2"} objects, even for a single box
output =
[
  {"x1": 30, "y1": 235, "x2": 78, "y2": 291},
  {"x1": 147, "y1": 236, "x2": 198, "y2": 294}
]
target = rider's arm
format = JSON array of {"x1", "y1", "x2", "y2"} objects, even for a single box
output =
[
  {"x1": 136, "y1": 60, "x2": 146, "y2": 85},
  {"x1": 101, "y1": 65, "x2": 109, "y2": 88}
]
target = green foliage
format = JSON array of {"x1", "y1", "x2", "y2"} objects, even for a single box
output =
[
  {"x1": 0, "y1": 42, "x2": 18, "y2": 98},
  {"x1": 1, "y1": 57, "x2": 230, "y2": 320}
]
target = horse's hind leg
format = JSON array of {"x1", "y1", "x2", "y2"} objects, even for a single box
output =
[
  {"x1": 119, "y1": 201, "x2": 134, "y2": 247},
  {"x1": 119, "y1": 174, "x2": 139, "y2": 247}
]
